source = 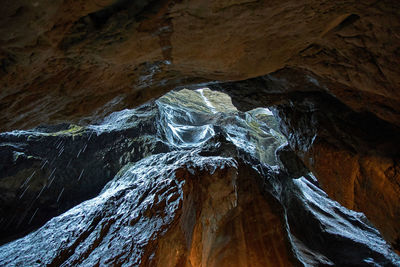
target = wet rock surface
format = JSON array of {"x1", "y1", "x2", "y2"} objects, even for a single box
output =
[
  {"x1": 1, "y1": 1, "x2": 399, "y2": 264},
  {"x1": 211, "y1": 70, "x2": 400, "y2": 254},
  {"x1": 0, "y1": 88, "x2": 282, "y2": 244},
  {"x1": 0, "y1": 89, "x2": 399, "y2": 266},
  {"x1": 275, "y1": 144, "x2": 308, "y2": 179},
  {"x1": 0, "y1": 102, "x2": 168, "y2": 244},
  {"x1": 272, "y1": 91, "x2": 400, "y2": 253}
]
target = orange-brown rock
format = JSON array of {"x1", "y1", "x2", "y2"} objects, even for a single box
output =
[
  {"x1": 208, "y1": 68, "x2": 400, "y2": 253},
  {"x1": 1, "y1": 0, "x2": 399, "y2": 131},
  {"x1": 1, "y1": 88, "x2": 399, "y2": 265},
  {"x1": 306, "y1": 141, "x2": 400, "y2": 253},
  {"x1": 1, "y1": 0, "x2": 400, "y2": 263},
  {"x1": 269, "y1": 88, "x2": 400, "y2": 252},
  {"x1": 1, "y1": 147, "x2": 398, "y2": 266},
  {"x1": 143, "y1": 165, "x2": 295, "y2": 267}
]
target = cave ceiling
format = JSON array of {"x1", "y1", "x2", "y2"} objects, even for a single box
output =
[
  {"x1": 1, "y1": 0, "x2": 400, "y2": 260},
  {"x1": 1, "y1": 0, "x2": 399, "y2": 131}
]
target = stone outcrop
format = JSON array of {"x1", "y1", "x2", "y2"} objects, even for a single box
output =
[
  {"x1": 1, "y1": 90, "x2": 399, "y2": 266},
  {"x1": 1, "y1": 0, "x2": 400, "y2": 264},
  {"x1": 0, "y1": 89, "x2": 282, "y2": 244},
  {"x1": 0, "y1": 1, "x2": 399, "y2": 131},
  {"x1": 272, "y1": 89, "x2": 400, "y2": 252},
  {"x1": 0, "y1": 102, "x2": 168, "y2": 244},
  {"x1": 210, "y1": 70, "x2": 400, "y2": 253}
]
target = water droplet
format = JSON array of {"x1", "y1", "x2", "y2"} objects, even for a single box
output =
[
  {"x1": 88, "y1": 132, "x2": 93, "y2": 141},
  {"x1": 77, "y1": 169, "x2": 84, "y2": 181},
  {"x1": 36, "y1": 184, "x2": 46, "y2": 199},
  {"x1": 40, "y1": 160, "x2": 48, "y2": 170},
  {"x1": 19, "y1": 184, "x2": 30, "y2": 199},
  {"x1": 66, "y1": 159, "x2": 72, "y2": 168},
  {"x1": 57, "y1": 188, "x2": 64, "y2": 202},
  {"x1": 48, "y1": 168, "x2": 56, "y2": 180},
  {"x1": 58, "y1": 146, "x2": 65, "y2": 157},
  {"x1": 56, "y1": 139, "x2": 63, "y2": 149},
  {"x1": 48, "y1": 175, "x2": 56, "y2": 188},
  {"x1": 28, "y1": 208, "x2": 39, "y2": 225},
  {"x1": 20, "y1": 171, "x2": 36, "y2": 188},
  {"x1": 76, "y1": 149, "x2": 82, "y2": 158}
]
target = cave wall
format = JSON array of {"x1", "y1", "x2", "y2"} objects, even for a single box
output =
[
  {"x1": 2, "y1": 105, "x2": 398, "y2": 265},
  {"x1": 1, "y1": 0, "x2": 399, "y2": 130},
  {"x1": 1, "y1": 0, "x2": 400, "y2": 257},
  {"x1": 273, "y1": 91, "x2": 400, "y2": 251},
  {"x1": 210, "y1": 69, "x2": 400, "y2": 252}
]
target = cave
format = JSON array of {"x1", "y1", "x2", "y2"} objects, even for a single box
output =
[{"x1": 1, "y1": 1, "x2": 400, "y2": 266}]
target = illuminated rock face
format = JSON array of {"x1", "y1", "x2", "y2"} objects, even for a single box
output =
[
  {"x1": 0, "y1": 90, "x2": 399, "y2": 266},
  {"x1": 211, "y1": 72, "x2": 400, "y2": 253},
  {"x1": 1, "y1": 0, "x2": 400, "y2": 262}
]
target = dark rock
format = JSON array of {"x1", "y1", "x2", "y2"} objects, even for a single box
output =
[
  {"x1": 213, "y1": 69, "x2": 400, "y2": 252},
  {"x1": 0, "y1": 138, "x2": 398, "y2": 266},
  {"x1": 0, "y1": 102, "x2": 169, "y2": 244},
  {"x1": 0, "y1": 89, "x2": 284, "y2": 245},
  {"x1": 0, "y1": 1, "x2": 399, "y2": 263},
  {"x1": 0, "y1": 89, "x2": 399, "y2": 266},
  {"x1": 1, "y1": 1, "x2": 399, "y2": 133},
  {"x1": 275, "y1": 143, "x2": 309, "y2": 178},
  {"x1": 272, "y1": 90, "x2": 400, "y2": 249}
]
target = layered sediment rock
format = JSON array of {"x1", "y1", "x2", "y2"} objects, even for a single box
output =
[{"x1": 0, "y1": 89, "x2": 399, "y2": 266}]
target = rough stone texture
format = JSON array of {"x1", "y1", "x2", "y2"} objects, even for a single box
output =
[
  {"x1": 1, "y1": 0, "x2": 400, "y2": 263},
  {"x1": 0, "y1": 91, "x2": 399, "y2": 266},
  {"x1": 0, "y1": 0, "x2": 399, "y2": 131},
  {"x1": 275, "y1": 143, "x2": 308, "y2": 179},
  {"x1": 0, "y1": 89, "x2": 285, "y2": 245},
  {"x1": 273, "y1": 92, "x2": 400, "y2": 253},
  {"x1": 210, "y1": 72, "x2": 400, "y2": 253},
  {"x1": 0, "y1": 102, "x2": 169, "y2": 244}
]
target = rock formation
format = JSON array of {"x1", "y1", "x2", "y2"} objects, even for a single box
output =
[
  {"x1": 1, "y1": 1, "x2": 399, "y2": 131},
  {"x1": 210, "y1": 72, "x2": 400, "y2": 252},
  {"x1": 1, "y1": 89, "x2": 399, "y2": 266},
  {"x1": 1, "y1": 0, "x2": 400, "y2": 265}
]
